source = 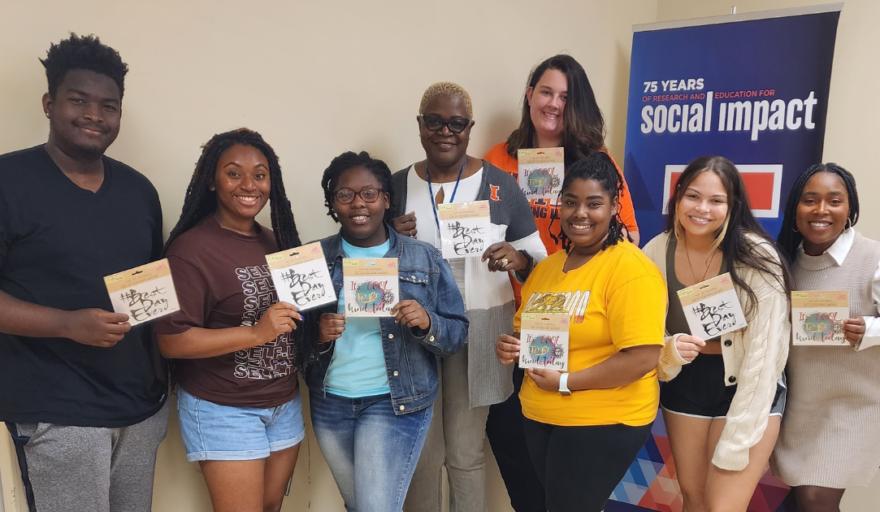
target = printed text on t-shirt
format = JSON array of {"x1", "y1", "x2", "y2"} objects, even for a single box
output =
[{"x1": 233, "y1": 264, "x2": 293, "y2": 380}]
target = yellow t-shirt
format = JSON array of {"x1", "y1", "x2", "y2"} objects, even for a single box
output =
[{"x1": 516, "y1": 241, "x2": 667, "y2": 427}]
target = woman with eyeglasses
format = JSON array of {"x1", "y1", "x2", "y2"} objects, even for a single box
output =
[
  {"x1": 483, "y1": 53, "x2": 640, "y2": 511},
  {"x1": 391, "y1": 82, "x2": 546, "y2": 512},
  {"x1": 772, "y1": 164, "x2": 880, "y2": 512},
  {"x1": 299, "y1": 151, "x2": 468, "y2": 512}
]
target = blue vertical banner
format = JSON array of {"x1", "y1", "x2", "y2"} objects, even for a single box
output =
[
  {"x1": 624, "y1": 5, "x2": 840, "y2": 245},
  {"x1": 613, "y1": 6, "x2": 841, "y2": 512}
]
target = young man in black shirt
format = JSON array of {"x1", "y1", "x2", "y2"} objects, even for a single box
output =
[{"x1": 0, "y1": 34, "x2": 168, "y2": 512}]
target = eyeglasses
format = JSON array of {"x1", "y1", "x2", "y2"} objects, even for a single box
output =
[
  {"x1": 332, "y1": 187, "x2": 384, "y2": 204},
  {"x1": 419, "y1": 114, "x2": 472, "y2": 134}
]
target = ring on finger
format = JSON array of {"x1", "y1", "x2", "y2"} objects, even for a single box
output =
[{"x1": 499, "y1": 257, "x2": 509, "y2": 268}]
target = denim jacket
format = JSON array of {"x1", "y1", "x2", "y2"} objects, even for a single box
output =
[{"x1": 301, "y1": 226, "x2": 468, "y2": 415}]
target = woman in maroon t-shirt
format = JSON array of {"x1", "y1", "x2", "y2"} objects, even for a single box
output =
[{"x1": 155, "y1": 128, "x2": 303, "y2": 511}]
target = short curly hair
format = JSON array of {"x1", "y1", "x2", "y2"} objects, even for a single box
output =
[
  {"x1": 418, "y1": 81, "x2": 473, "y2": 118},
  {"x1": 41, "y1": 33, "x2": 128, "y2": 98},
  {"x1": 320, "y1": 151, "x2": 393, "y2": 223}
]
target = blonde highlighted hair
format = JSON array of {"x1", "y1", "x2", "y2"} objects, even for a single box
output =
[
  {"x1": 666, "y1": 155, "x2": 791, "y2": 316},
  {"x1": 419, "y1": 81, "x2": 473, "y2": 118}
]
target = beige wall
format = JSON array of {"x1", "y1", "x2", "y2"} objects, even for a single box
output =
[
  {"x1": 2, "y1": 0, "x2": 877, "y2": 510},
  {"x1": 0, "y1": 1, "x2": 657, "y2": 510}
]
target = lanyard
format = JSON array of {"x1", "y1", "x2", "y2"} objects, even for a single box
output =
[{"x1": 426, "y1": 159, "x2": 466, "y2": 231}]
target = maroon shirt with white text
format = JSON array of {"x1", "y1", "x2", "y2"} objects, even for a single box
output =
[{"x1": 155, "y1": 217, "x2": 296, "y2": 407}]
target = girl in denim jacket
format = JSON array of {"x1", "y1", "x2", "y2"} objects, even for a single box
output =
[{"x1": 301, "y1": 151, "x2": 468, "y2": 512}]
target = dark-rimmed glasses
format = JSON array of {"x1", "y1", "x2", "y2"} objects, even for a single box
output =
[
  {"x1": 419, "y1": 114, "x2": 472, "y2": 134},
  {"x1": 332, "y1": 187, "x2": 384, "y2": 204}
]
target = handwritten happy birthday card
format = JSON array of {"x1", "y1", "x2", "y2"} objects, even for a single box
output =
[
  {"x1": 104, "y1": 259, "x2": 180, "y2": 326},
  {"x1": 438, "y1": 200, "x2": 492, "y2": 259},
  {"x1": 265, "y1": 242, "x2": 337, "y2": 312},
  {"x1": 791, "y1": 290, "x2": 849, "y2": 346},
  {"x1": 677, "y1": 272, "x2": 747, "y2": 340},
  {"x1": 342, "y1": 258, "x2": 399, "y2": 317},
  {"x1": 518, "y1": 147, "x2": 564, "y2": 201},
  {"x1": 519, "y1": 312, "x2": 570, "y2": 371}
]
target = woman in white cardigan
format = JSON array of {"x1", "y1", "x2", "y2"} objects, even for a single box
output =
[{"x1": 642, "y1": 156, "x2": 790, "y2": 512}]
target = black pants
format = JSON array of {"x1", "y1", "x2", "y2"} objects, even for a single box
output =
[
  {"x1": 523, "y1": 418, "x2": 652, "y2": 512},
  {"x1": 486, "y1": 367, "x2": 546, "y2": 512}
]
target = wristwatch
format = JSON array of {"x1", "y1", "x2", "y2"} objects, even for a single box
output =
[{"x1": 558, "y1": 372, "x2": 572, "y2": 396}]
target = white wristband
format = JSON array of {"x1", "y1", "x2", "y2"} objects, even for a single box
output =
[{"x1": 558, "y1": 372, "x2": 572, "y2": 396}]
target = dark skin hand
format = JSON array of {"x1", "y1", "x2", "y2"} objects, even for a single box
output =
[
  {"x1": 392, "y1": 299, "x2": 431, "y2": 331},
  {"x1": 495, "y1": 332, "x2": 522, "y2": 365},
  {"x1": 319, "y1": 313, "x2": 346, "y2": 343},
  {"x1": 844, "y1": 317, "x2": 866, "y2": 346},
  {"x1": 157, "y1": 302, "x2": 301, "y2": 359},
  {"x1": 392, "y1": 213, "x2": 528, "y2": 274},
  {"x1": 496, "y1": 333, "x2": 661, "y2": 391},
  {"x1": 318, "y1": 300, "x2": 431, "y2": 344},
  {"x1": 481, "y1": 242, "x2": 528, "y2": 273},
  {"x1": 252, "y1": 302, "x2": 302, "y2": 343},
  {"x1": 0, "y1": 290, "x2": 131, "y2": 348},
  {"x1": 65, "y1": 309, "x2": 132, "y2": 347},
  {"x1": 392, "y1": 212, "x2": 418, "y2": 238}
]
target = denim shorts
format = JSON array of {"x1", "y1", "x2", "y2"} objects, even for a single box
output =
[
  {"x1": 660, "y1": 354, "x2": 786, "y2": 419},
  {"x1": 176, "y1": 388, "x2": 305, "y2": 462}
]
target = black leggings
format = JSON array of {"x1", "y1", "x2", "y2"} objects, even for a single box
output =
[
  {"x1": 523, "y1": 418, "x2": 652, "y2": 512},
  {"x1": 486, "y1": 367, "x2": 546, "y2": 511}
]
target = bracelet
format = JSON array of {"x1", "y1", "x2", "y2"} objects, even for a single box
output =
[
  {"x1": 518, "y1": 249, "x2": 534, "y2": 270},
  {"x1": 514, "y1": 250, "x2": 535, "y2": 282}
]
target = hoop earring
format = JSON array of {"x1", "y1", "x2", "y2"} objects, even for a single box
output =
[{"x1": 846, "y1": 217, "x2": 853, "y2": 230}]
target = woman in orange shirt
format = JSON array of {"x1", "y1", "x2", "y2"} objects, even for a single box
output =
[
  {"x1": 484, "y1": 54, "x2": 639, "y2": 251},
  {"x1": 484, "y1": 54, "x2": 640, "y2": 511}
]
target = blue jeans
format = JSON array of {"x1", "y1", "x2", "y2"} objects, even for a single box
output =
[{"x1": 310, "y1": 391, "x2": 432, "y2": 512}]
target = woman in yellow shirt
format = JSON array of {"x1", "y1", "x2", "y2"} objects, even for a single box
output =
[{"x1": 495, "y1": 152, "x2": 666, "y2": 512}]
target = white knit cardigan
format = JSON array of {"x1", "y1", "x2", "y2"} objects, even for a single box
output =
[{"x1": 642, "y1": 231, "x2": 790, "y2": 471}]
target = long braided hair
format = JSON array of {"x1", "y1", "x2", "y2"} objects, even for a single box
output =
[{"x1": 164, "y1": 128, "x2": 300, "y2": 253}]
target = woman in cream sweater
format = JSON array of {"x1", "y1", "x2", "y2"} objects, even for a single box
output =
[
  {"x1": 772, "y1": 163, "x2": 880, "y2": 512},
  {"x1": 642, "y1": 156, "x2": 790, "y2": 512}
]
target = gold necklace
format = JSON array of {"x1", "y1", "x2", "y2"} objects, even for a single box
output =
[{"x1": 683, "y1": 240, "x2": 719, "y2": 283}]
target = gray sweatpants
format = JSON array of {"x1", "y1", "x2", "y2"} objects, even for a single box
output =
[{"x1": 6, "y1": 399, "x2": 170, "y2": 512}]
